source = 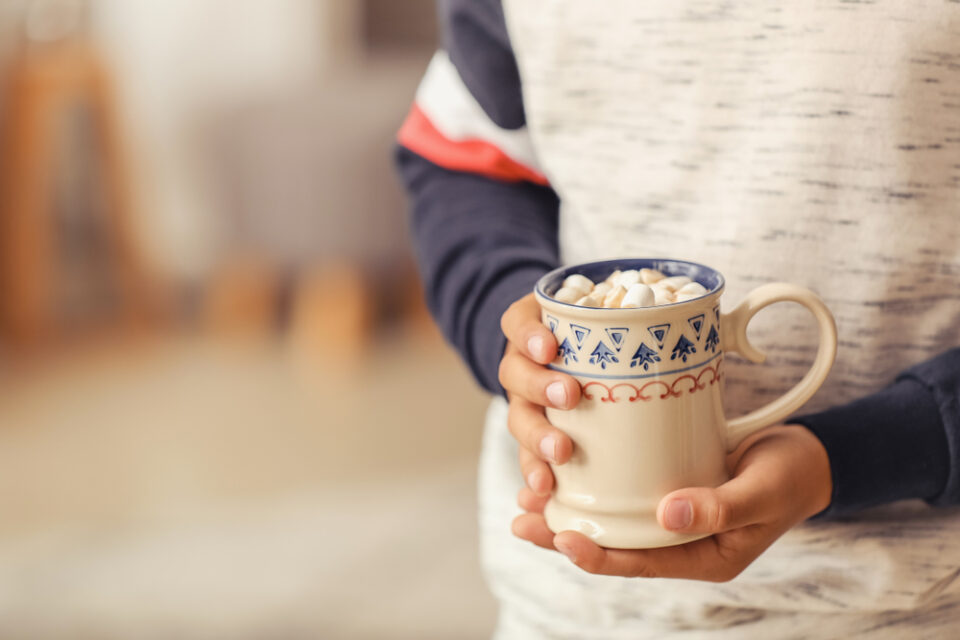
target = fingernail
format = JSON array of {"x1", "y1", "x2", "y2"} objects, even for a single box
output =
[
  {"x1": 527, "y1": 335, "x2": 545, "y2": 360},
  {"x1": 555, "y1": 541, "x2": 577, "y2": 563},
  {"x1": 546, "y1": 381, "x2": 567, "y2": 408},
  {"x1": 526, "y1": 470, "x2": 542, "y2": 493},
  {"x1": 539, "y1": 435, "x2": 558, "y2": 463},
  {"x1": 664, "y1": 499, "x2": 693, "y2": 530}
]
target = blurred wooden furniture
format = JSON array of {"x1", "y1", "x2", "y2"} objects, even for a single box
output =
[
  {"x1": 0, "y1": 41, "x2": 158, "y2": 349},
  {"x1": 288, "y1": 262, "x2": 374, "y2": 363},
  {"x1": 201, "y1": 258, "x2": 280, "y2": 338}
]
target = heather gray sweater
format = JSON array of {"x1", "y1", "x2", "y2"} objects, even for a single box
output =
[{"x1": 397, "y1": 1, "x2": 960, "y2": 636}]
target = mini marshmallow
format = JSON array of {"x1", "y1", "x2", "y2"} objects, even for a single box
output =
[
  {"x1": 653, "y1": 287, "x2": 675, "y2": 305},
  {"x1": 620, "y1": 283, "x2": 655, "y2": 308},
  {"x1": 555, "y1": 269, "x2": 704, "y2": 308},
  {"x1": 592, "y1": 282, "x2": 613, "y2": 297},
  {"x1": 553, "y1": 286, "x2": 582, "y2": 303},
  {"x1": 577, "y1": 291, "x2": 606, "y2": 307},
  {"x1": 639, "y1": 268, "x2": 665, "y2": 285},
  {"x1": 618, "y1": 270, "x2": 641, "y2": 287},
  {"x1": 563, "y1": 274, "x2": 595, "y2": 295},
  {"x1": 677, "y1": 281, "x2": 708, "y2": 297},
  {"x1": 604, "y1": 270, "x2": 623, "y2": 286},
  {"x1": 657, "y1": 276, "x2": 692, "y2": 292},
  {"x1": 603, "y1": 284, "x2": 628, "y2": 308}
]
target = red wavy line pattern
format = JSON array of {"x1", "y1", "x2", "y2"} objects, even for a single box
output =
[{"x1": 581, "y1": 359, "x2": 723, "y2": 403}]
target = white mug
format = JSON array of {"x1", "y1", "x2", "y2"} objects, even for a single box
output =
[{"x1": 534, "y1": 258, "x2": 837, "y2": 549}]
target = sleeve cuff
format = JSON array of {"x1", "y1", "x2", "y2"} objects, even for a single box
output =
[
  {"x1": 469, "y1": 265, "x2": 551, "y2": 397},
  {"x1": 792, "y1": 377, "x2": 949, "y2": 517}
]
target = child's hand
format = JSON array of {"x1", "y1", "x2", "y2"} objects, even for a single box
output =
[
  {"x1": 512, "y1": 424, "x2": 833, "y2": 582},
  {"x1": 499, "y1": 293, "x2": 581, "y2": 497}
]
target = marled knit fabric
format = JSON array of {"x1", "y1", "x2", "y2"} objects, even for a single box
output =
[
  {"x1": 481, "y1": 399, "x2": 960, "y2": 639},
  {"x1": 471, "y1": 2, "x2": 960, "y2": 636},
  {"x1": 503, "y1": 0, "x2": 960, "y2": 417}
]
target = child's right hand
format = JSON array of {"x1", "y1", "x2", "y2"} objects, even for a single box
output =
[{"x1": 498, "y1": 293, "x2": 581, "y2": 501}]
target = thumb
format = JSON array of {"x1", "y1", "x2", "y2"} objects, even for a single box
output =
[{"x1": 657, "y1": 477, "x2": 772, "y2": 535}]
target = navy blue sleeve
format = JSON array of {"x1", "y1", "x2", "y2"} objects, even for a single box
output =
[
  {"x1": 793, "y1": 347, "x2": 960, "y2": 515},
  {"x1": 439, "y1": 0, "x2": 525, "y2": 129},
  {"x1": 396, "y1": 146, "x2": 559, "y2": 395},
  {"x1": 395, "y1": 0, "x2": 560, "y2": 394}
]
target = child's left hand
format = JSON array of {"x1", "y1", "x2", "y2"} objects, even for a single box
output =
[{"x1": 512, "y1": 424, "x2": 833, "y2": 582}]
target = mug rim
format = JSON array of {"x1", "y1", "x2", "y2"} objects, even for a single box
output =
[{"x1": 535, "y1": 257, "x2": 725, "y2": 312}]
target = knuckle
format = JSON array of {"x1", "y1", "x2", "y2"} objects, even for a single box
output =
[
  {"x1": 714, "y1": 563, "x2": 746, "y2": 583},
  {"x1": 578, "y1": 558, "x2": 602, "y2": 575},
  {"x1": 710, "y1": 499, "x2": 731, "y2": 531},
  {"x1": 506, "y1": 405, "x2": 522, "y2": 438},
  {"x1": 518, "y1": 453, "x2": 536, "y2": 475},
  {"x1": 524, "y1": 372, "x2": 544, "y2": 400},
  {"x1": 629, "y1": 564, "x2": 660, "y2": 579},
  {"x1": 503, "y1": 298, "x2": 523, "y2": 322},
  {"x1": 508, "y1": 406, "x2": 540, "y2": 446},
  {"x1": 498, "y1": 359, "x2": 509, "y2": 387}
]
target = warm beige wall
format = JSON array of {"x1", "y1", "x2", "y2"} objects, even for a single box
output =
[
  {"x1": 1, "y1": 0, "x2": 436, "y2": 281},
  {"x1": 90, "y1": 0, "x2": 329, "y2": 279}
]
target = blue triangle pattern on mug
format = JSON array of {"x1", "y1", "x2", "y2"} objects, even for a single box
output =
[
  {"x1": 704, "y1": 325, "x2": 720, "y2": 353},
  {"x1": 630, "y1": 342, "x2": 661, "y2": 371},
  {"x1": 557, "y1": 337, "x2": 578, "y2": 364},
  {"x1": 687, "y1": 314, "x2": 705, "y2": 340},
  {"x1": 546, "y1": 315, "x2": 558, "y2": 334},
  {"x1": 570, "y1": 324, "x2": 591, "y2": 349},
  {"x1": 604, "y1": 327, "x2": 629, "y2": 352},
  {"x1": 671, "y1": 335, "x2": 697, "y2": 362},
  {"x1": 589, "y1": 341, "x2": 619, "y2": 369},
  {"x1": 647, "y1": 323, "x2": 671, "y2": 350}
]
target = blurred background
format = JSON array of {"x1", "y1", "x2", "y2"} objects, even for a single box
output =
[{"x1": 0, "y1": 0, "x2": 495, "y2": 637}]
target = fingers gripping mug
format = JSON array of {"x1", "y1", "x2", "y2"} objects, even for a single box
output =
[{"x1": 534, "y1": 259, "x2": 838, "y2": 549}]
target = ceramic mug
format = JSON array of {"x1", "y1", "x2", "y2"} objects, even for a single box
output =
[{"x1": 534, "y1": 258, "x2": 837, "y2": 549}]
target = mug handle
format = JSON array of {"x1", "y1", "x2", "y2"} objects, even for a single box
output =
[{"x1": 721, "y1": 283, "x2": 838, "y2": 451}]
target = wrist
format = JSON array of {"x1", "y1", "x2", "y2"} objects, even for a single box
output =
[
  {"x1": 792, "y1": 376, "x2": 949, "y2": 515},
  {"x1": 783, "y1": 423, "x2": 833, "y2": 518}
]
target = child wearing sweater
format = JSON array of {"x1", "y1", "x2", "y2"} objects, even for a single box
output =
[{"x1": 397, "y1": 1, "x2": 960, "y2": 636}]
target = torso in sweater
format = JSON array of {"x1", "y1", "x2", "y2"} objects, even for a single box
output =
[{"x1": 504, "y1": 0, "x2": 960, "y2": 415}]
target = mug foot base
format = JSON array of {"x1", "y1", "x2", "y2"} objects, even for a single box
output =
[{"x1": 544, "y1": 499, "x2": 710, "y2": 549}]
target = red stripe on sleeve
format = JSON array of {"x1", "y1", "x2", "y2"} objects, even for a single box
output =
[{"x1": 397, "y1": 104, "x2": 549, "y2": 186}]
